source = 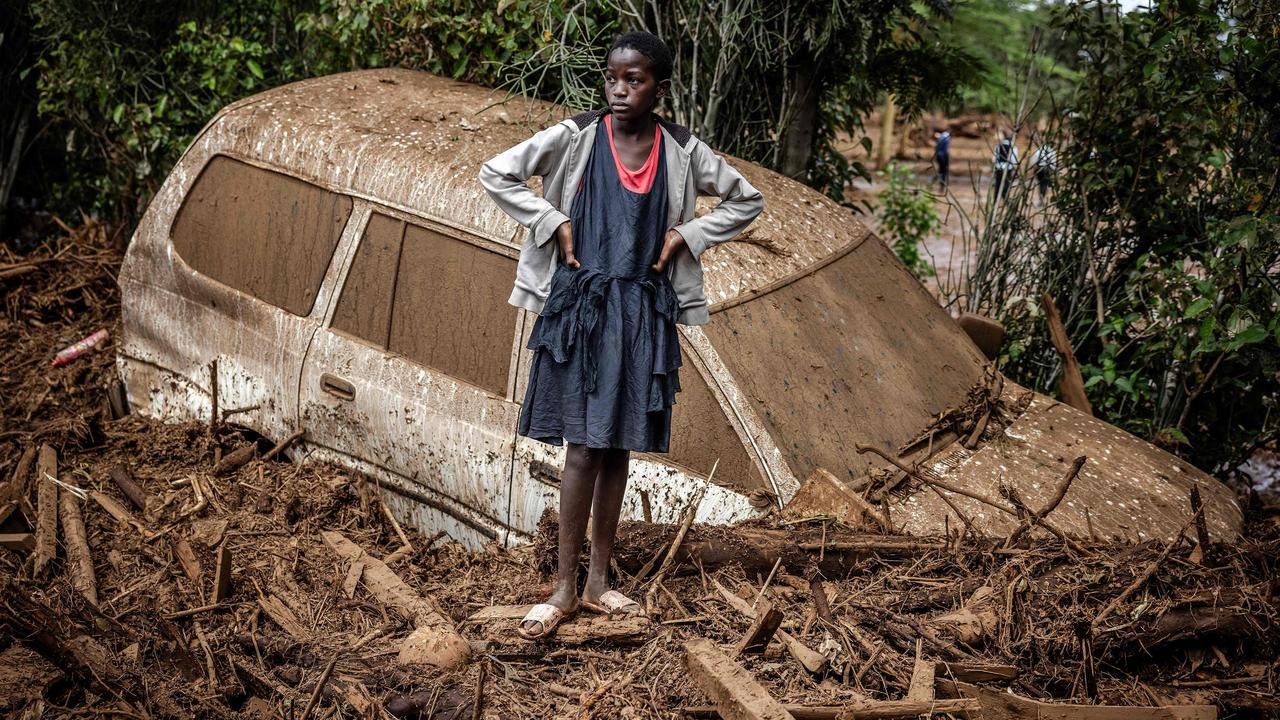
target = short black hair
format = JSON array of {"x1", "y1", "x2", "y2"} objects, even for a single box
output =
[{"x1": 608, "y1": 31, "x2": 673, "y2": 82}]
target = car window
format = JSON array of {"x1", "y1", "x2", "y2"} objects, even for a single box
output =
[
  {"x1": 333, "y1": 211, "x2": 517, "y2": 397},
  {"x1": 171, "y1": 155, "x2": 352, "y2": 316},
  {"x1": 702, "y1": 240, "x2": 985, "y2": 485},
  {"x1": 666, "y1": 355, "x2": 767, "y2": 492},
  {"x1": 332, "y1": 212, "x2": 403, "y2": 347}
]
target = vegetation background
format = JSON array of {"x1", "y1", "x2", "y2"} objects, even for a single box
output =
[{"x1": 1, "y1": 0, "x2": 1275, "y2": 480}]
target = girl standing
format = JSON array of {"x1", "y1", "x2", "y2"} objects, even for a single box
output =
[{"x1": 480, "y1": 31, "x2": 763, "y2": 639}]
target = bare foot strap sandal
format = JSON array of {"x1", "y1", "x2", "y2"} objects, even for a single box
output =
[
  {"x1": 517, "y1": 603, "x2": 569, "y2": 640},
  {"x1": 582, "y1": 590, "x2": 643, "y2": 616}
]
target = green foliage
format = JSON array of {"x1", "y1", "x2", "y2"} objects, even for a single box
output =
[
  {"x1": 876, "y1": 163, "x2": 938, "y2": 279},
  {"x1": 30, "y1": 0, "x2": 311, "y2": 220},
  {"x1": 936, "y1": 0, "x2": 1079, "y2": 115},
  {"x1": 951, "y1": 0, "x2": 1280, "y2": 474}
]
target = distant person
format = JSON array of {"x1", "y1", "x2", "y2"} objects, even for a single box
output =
[
  {"x1": 991, "y1": 132, "x2": 1017, "y2": 200},
  {"x1": 1029, "y1": 142, "x2": 1058, "y2": 204},
  {"x1": 932, "y1": 127, "x2": 951, "y2": 190}
]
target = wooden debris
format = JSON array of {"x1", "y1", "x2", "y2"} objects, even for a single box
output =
[
  {"x1": 263, "y1": 428, "x2": 305, "y2": 463},
  {"x1": 941, "y1": 679, "x2": 1216, "y2": 719},
  {"x1": 934, "y1": 661, "x2": 1017, "y2": 683},
  {"x1": 174, "y1": 538, "x2": 202, "y2": 583},
  {"x1": 212, "y1": 443, "x2": 256, "y2": 476},
  {"x1": 928, "y1": 586, "x2": 998, "y2": 645},
  {"x1": 258, "y1": 594, "x2": 312, "y2": 641},
  {"x1": 547, "y1": 612, "x2": 652, "y2": 647},
  {"x1": 213, "y1": 543, "x2": 233, "y2": 602},
  {"x1": 467, "y1": 604, "x2": 533, "y2": 622},
  {"x1": 1004, "y1": 456, "x2": 1086, "y2": 547},
  {"x1": 321, "y1": 530, "x2": 469, "y2": 668},
  {"x1": 0, "y1": 445, "x2": 36, "y2": 525},
  {"x1": 33, "y1": 445, "x2": 59, "y2": 576},
  {"x1": 733, "y1": 597, "x2": 784, "y2": 655},
  {"x1": 906, "y1": 647, "x2": 934, "y2": 704},
  {"x1": 683, "y1": 636, "x2": 794, "y2": 720},
  {"x1": 782, "y1": 467, "x2": 890, "y2": 531},
  {"x1": 108, "y1": 464, "x2": 149, "y2": 512},
  {"x1": 60, "y1": 486, "x2": 97, "y2": 605},
  {"x1": 713, "y1": 578, "x2": 828, "y2": 674},
  {"x1": 1041, "y1": 292, "x2": 1093, "y2": 415},
  {"x1": 681, "y1": 699, "x2": 981, "y2": 719},
  {"x1": 0, "y1": 533, "x2": 34, "y2": 551},
  {"x1": 341, "y1": 558, "x2": 363, "y2": 599}
]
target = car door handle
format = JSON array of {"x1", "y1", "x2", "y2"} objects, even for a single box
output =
[{"x1": 320, "y1": 373, "x2": 355, "y2": 401}]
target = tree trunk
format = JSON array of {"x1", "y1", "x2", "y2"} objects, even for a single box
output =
[
  {"x1": 777, "y1": 49, "x2": 822, "y2": 180},
  {"x1": 877, "y1": 94, "x2": 897, "y2": 169}
]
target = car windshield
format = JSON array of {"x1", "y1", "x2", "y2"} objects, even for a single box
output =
[{"x1": 702, "y1": 238, "x2": 986, "y2": 486}]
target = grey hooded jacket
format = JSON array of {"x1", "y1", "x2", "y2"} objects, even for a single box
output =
[{"x1": 478, "y1": 108, "x2": 763, "y2": 325}]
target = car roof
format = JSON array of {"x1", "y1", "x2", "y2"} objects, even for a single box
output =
[{"x1": 203, "y1": 68, "x2": 873, "y2": 309}]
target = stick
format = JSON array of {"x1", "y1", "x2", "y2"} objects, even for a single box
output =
[
  {"x1": 1189, "y1": 484, "x2": 1210, "y2": 553},
  {"x1": 213, "y1": 543, "x2": 233, "y2": 602},
  {"x1": 163, "y1": 603, "x2": 230, "y2": 620},
  {"x1": 108, "y1": 464, "x2": 148, "y2": 512},
  {"x1": 808, "y1": 574, "x2": 833, "y2": 624},
  {"x1": 1004, "y1": 456, "x2": 1085, "y2": 547},
  {"x1": 0, "y1": 446, "x2": 36, "y2": 525},
  {"x1": 645, "y1": 462, "x2": 714, "y2": 611},
  {"x1": 262, "y1": 428, "x2": 305, "y2": 463},
  {"x1": 299, "y1": 653, "x2": 339, "y2": 720},
  {"x1": 33, "y1": 445, "x2": 58, "y2": 576},
  {"x1": 471, "y1": 658, "x2": 487, "y2": 720},
  {"x1": 60, "y1": 486, "x2": 97, "y2": 604},
  {"x1": 1092, "y1": 508, "x2": 1202, "y2": 633}
]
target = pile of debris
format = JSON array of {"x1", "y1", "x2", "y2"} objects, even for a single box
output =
[{"x1": 2, "y1": 221, "x2": 1278, "y2": 720}]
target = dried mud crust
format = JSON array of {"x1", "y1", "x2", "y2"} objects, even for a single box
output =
[{"x1": 0, "y1": 221, "x2": 1278, "y2": 719}]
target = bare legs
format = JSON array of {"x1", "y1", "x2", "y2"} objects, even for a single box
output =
[{"x1": 522, "y1": 442, "x2": 629, "y2": 634}]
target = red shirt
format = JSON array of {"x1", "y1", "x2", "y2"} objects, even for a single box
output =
[{"x1": 604, "y1": 114, "x2": 661, "y2": 193}]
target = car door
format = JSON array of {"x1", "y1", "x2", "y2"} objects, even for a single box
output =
[
  {"x1": 119, "y1": 154, "x2": 356, "y2": 444},
  {"x1": 299, "y1": 204, "x2": 523, "y2": 549}
]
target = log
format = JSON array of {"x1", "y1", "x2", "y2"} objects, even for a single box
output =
[
  {"x1": 108, "y1": 464, "x2": 148, "y2": 512},
  {"x1": 940, "y1": 679, "x2": 1215, "y2": 720},
  {"x1": 33, "y1": 445, "x2": 58, "y2": 576},
  {"x1": 681, "y1": 699, "x2": 981, "y2": 719},
  {"x1": 0, "y1": 446, "x2": 36, "y2": 525},
  {"x1": 213, "y1": 544, "x2": 233, "y2": 602},
  {"x1": 734, "y1": 597, "x2": 784, "y2": 655},
  {"x1": 934, "y1": 661, "x2": 1017, "y2": 683},
  {"x1": 212, "y1": 443, "x2": 256, "y2": 476},
  {"x1": 0, "y1": 533, "x2": 34, "y2": 551},
  {"x1": 59, "y1": 487, "x2": 97, "y2": 605},
  {"x1": 553, "y1": 612, "x2": 652, "y2": 646},
  {"x1": 683, "y1": 637, "x2": 794, "y2": 720},
  {"x1": 712, "y1": 578, "x2": 828, "y2": 674},
  {"x1": 321, "y1": 530, "x2": 469, "y2": 668}
]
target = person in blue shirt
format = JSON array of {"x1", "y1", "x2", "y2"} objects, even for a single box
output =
[{"x1": 932, "y1": 127, "x2": 951, "y2": 190}]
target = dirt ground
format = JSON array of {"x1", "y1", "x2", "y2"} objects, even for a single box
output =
[{"x1": 2, "y1": 215, "x2": 1279, "y2": 718}]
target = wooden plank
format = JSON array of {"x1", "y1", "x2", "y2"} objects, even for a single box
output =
[
  {"x1": 258, "y1": 594, "x2": 312, "y2": 640},
  {"x1": 0, "y1": 533, "x2": 34, "y2": 551},
  {"x1": 907, "y1": 655, "x2": 934, "y2": 704},
  {"x1": 554, "y1": 613, "x2": 652, "y2": 646},
  {"x1": 174, "y1": 538, "x2": 201, "y2": 583},
  {"x1": 934, "y1": 661, "x2": 1017, "y2": 683},
  {"x1": 941, "y1": 680, "x2": 1215, "y2": 720},
  {"x1": 32, "y1": 445, "x2": 58, "y2": 576},
  {"x1": 683, "y1": 637, "x2": 794, "y2": 720},
  {"x1": 0, "y1": 446, "x2": 36, "y2": 525},
  {"x1": 213, "y1": 544, "x2": 233, "y2": 602},
  {"x1": 467, "y1": 604, "x2": 535, "y2": 622},
  {"x1": 682, "y1": 699, "x2": 980, "y2": 719},
  {"x1": 712, "y1": 578, "x2": 828, "y2": 673},
  {"x1": 734, "y1": 598, "x2": 784, "y2": 655},
  {"x1": 60, "y1": 487, "x2": 97, "y2": 605}
]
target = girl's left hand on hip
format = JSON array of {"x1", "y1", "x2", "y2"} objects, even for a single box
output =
[{"x1": 652, "y1": 229, "x2": 686, "y2": 273}]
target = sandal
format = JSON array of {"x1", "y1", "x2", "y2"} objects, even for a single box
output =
[
  {"x1": 581, "y1": 590, "x2": 644, "y2": 617},
  {"x1": 517, "y1": 602, "x2": 574, "y2": 640}
]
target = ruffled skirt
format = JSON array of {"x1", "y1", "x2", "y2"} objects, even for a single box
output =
[{"x1": 518, "y1": 264, "x2": 682, "y2": 452}]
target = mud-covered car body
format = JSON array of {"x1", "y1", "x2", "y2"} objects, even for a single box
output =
[{"x1": 118, "y1": 69, "x2": 1242, "y2": 548}]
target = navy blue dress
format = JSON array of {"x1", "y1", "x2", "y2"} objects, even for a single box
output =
[{"x1": 517, "y1": 118, "x2": 682, "y2": 452}]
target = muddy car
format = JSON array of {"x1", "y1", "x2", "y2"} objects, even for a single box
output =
[{"x1": 117, "y1": 69, "x2": 1242, "y2": 549}]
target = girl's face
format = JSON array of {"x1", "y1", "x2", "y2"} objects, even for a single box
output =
[{"x1": 604, "y1": 47, "x2": 668, "y2": 122}]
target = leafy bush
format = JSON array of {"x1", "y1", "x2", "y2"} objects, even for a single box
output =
[
  {"x1": 875, "y1": 162, "x2": 938, "y2": 279},
  {"x1": 945, "y1": 0, "x2": 1279, "y2": 475}
]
